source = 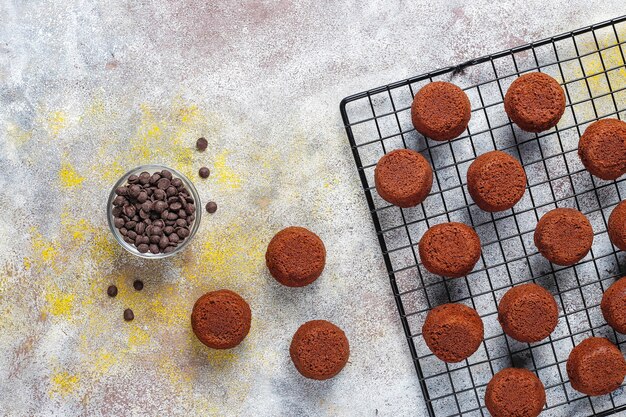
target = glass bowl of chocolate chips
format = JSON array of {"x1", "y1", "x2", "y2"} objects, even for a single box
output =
[{"x1": 107, "y1": 165, "x2": 202, "y2": 258}]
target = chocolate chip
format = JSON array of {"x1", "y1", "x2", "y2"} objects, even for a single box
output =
[
  {"x1": 107, "y1": 285, "x2": 118, "y2": 297},
  {"x1": 150, "y1": 235, "x2": 161, "y2": 244},
  {"x1": 161, "y1": 169, "x2": 173, "y2": 180},
  {"x1": 119, "y1": 227, "x2": 128, "y2": 236},
  {"x1": 114, "y1": 218, "x2": 125, "y2": 228},
  {"x1": 175, "y1": 219, "x2": 187, "y2": 227},
  {"x1": 137, "y1": 243, "x2": 149, "y2": 253},
  {"x1": 129, "y1": 184, "x2": 141, "y2": 198},
  {"x1": 113, "y1": 195, "x2": 127, "y2": 206},
  {"x1": 157, "y1": 178, "x2": 171, "y2": 190},
  {"x1": 127, "y1": 230, "x2": 137, "y2": 240},
  {"x1": 135, "y1": 223, "x2": 145, "y2": 234},
  {"x1": 154, "y1": 201, "x2": 168, "y2": 213},
  {"x1": 206, "y1": 201, "x2": 217, "y2": 213},
  {"x1": 169, "y1": 233, "x2": 180, "y2": 243},
  {"x1": 198, "y1": 167, "x2": 210, "y2": 178},
  {"x1": 170, "y1": 202, "x2": 182, "y2": 211},
  {"x1": 167, "y1": 212, "x2": 178, "y2": 220},
  {"x1": 124, "y1": 308, "x2": 134, "y2": 321},
  {"x1": 164, "y1": 226, "x2": 174, "y2": 235},
  {"x1": 166, "y1": 186, "x2": 177, "y2": 197},
  {"x1": 159, "y1": 236, "x2": 169, "y2": 249},
  {"x1": 141, "y1": 201, "x2": 153, "y2": 212},
  {"x1": 165, "y1": 220, "x2": 176, "y2": 226},
  {"x1": 153, "y1": 189, "x2": 166, "y2": 200},
  {"x1": 123, "y1": 205, "x2": 136, "y2": 218},
  {"x1": 125, "y1": 221, "x2": 137, "y2": 229},
  {"x1": 171, "y1": 178, "x2": 183, "y2": 188},
  {"x1": 128, "y1": 174, "x2": 139, "y2": 184},
  {"x1": 149, "y1": 173, "x2": 161, "y2": 184},
  {"x1": 151, "y1": 226, "x2": 163, "y2": 236},
  {"x1": 112, "y1": 206, "x2": 123, "y2": 217},
  {"x1": 177, "y1": 228, "x2": 190, "y2": 238},
  {"x1": 160, "y1": 210, "x2": 169, "y2": 220},
  {"x1": 133, "y1": 280, "x2": 144, "y2": 291},
  {"x1": 149, "y1": 244, "x2": 159, "y2": 254},
  {"x1": 163, "y1": 246, "x2": 175, "y2": 254},
  {"x1": 196, "y1": 137, "x2": 208, "y2": 151},
  {"x1": 139, "y1": 172, "x2": 151, "y2": 185},
  {"x1": 139, "y1": 209, "x2": 149, "y2": 219},
  {"x1": 115, "y1": 186, "x2": 128, "y2": 196},
  {"x1": 137, "y1": 192, "x2": 148, "y2": 203}
]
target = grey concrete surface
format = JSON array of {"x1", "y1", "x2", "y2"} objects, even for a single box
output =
[{"x1": 0, "y1": 1, "x2": 625, "y2": 416}]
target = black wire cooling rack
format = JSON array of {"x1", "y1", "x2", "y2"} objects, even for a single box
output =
[{"x1": 341, "y1": 16, "x2": 626, "y2": 417}]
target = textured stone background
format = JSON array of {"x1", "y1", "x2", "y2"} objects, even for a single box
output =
[{"x1": 0, "y1": 1, "x2": 625, "y2": 416}]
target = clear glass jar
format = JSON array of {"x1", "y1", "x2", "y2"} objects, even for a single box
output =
[{"x1": 107, "y1": 165, "x2": 202, "y2": 259}]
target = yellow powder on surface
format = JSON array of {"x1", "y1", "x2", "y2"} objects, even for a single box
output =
[
  {"x1": 45, "y1": 288, "x2": 74, "y2": 317},
  {"x1": 47, "y1": 111, "x2": 67, "y2": 136},
  {"x1": 59, "y1": 162, "x2": 85, "y2": 188},
  {"x1": 50, "y1": 371, "x2": 79, "y2": 397},
  {"x1": 212, "y1": 151, "x2": 242, "y2": 189}
]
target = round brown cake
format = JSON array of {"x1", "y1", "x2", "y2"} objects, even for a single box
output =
[
  {"x1": 290, "y1": 320, "x2": 350, "y2": 380},
  {"x1": 608, "y1": 200, "x2": 626, "y2": 251},
  {"x1": 534, "y1": 208, "x2": 593, "y2": 266},
  {"x1": 191, "y1": 289, "x2": 252, "y2": 349},
  {"x1": 419, "y1": 222, "x2": 481, "y2": 278},
  {"x1": 467, "y1": 150, "x2": 527, "y2": 212},
  {"x1": 504, "y1": 72, "x2": 565, "y2": 132},
  {"x1": 411, "y1": 81, "x2": 471, "y2": 141},
  {"x1": 601, "y1": 277, "x2": 626, "y2": 334},
  {"x1": 422, "y1": 303, "x2": 484, "y2": 363},
  {"x1": 374, "y1": 149, "x2": 433, "y2": 207},
  {"x1": 567, "y1": 337, "x2": 626, "y2": 396},
  {"x1": 578, "y1": 118, "x2": 626, "y2": 180},
  {"x1": 485, "y1": 368, "x2": 546, "y2": 417},
  {"x1": 497, "y1": 283, "x2": 558, "y2": 343},
  {"x1": 265, "y1": 227, "x2": 326, "y2": 287}
]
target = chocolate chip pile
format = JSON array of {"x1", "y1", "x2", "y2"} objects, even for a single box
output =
[{"x1": 112, "y1": 169, "x2": 195, "y2": 254}]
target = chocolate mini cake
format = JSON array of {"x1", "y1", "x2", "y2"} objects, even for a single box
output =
[
  {"x1": 567, "y1": 337, "x2": 626, "y2": 396},
  {"x1": 485, "y1": 368, "x2": 546, "y2": 417},
  {"x1": 265, "y1": 227, "x2": 326, "y2": 287},
  {"x1": 608, "y1": 200, "x2": 626, "y2": 251},
  {"x1": 601, "y1": 277, "x2": 626, "y2": 334},
  {"x1": 290, "y1": 320, "x2": 349, "y2": 380},
  {"x1": 467, "y1": 150, "x2": 527, "y2": 212},
  {"x1": 534, "y1": 208, "x2": 593, "y2": 266},
  {"x1": 419, "y1": 222, "x2": 481, "y2": 278},
  {"x1": 191, "y1": 290, "x2": 252, "y2": 349},
  {"x1": 422, "y1": 303, "x2": 484, "y2": 363},
  {"x1": 374, "y1": 149, "x2": 433, "y2": 207},
  {"x1": 498, "y1": 283, "x2": 558, "y2": 343},
  {"x1": 504, "y1": 72, "x2": 566, "y2": 132},
  {"x1": 578, "y1": 118, "x2": 626, "y2": 180},
  {"x1": 411, "y1": 81, "x2": 471, "y2": 141}
]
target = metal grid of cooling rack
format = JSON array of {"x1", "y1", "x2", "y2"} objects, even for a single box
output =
[{"x1": 341, "y1": 16, "x2": 626, "y2": 417}]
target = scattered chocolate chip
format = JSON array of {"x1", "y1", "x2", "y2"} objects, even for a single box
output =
[
  {"x1": 107, "y1": 285, "x2": 118, "y2": 297},
  {"x1": 198, "y1": 167, "x2": 210, "y2": 178},
  {"x1": 196, "y1": 137, "x2": 208, "y2": 151},
  {"x1": 133, "y1": 280, "x2": 144, "y2": 291},
  {"x1": 206, "y1": 201, "x2": 217, "y2": 213},
  {"x1": 124, "y1": 308, "x2": 134, "y2": 321}
]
